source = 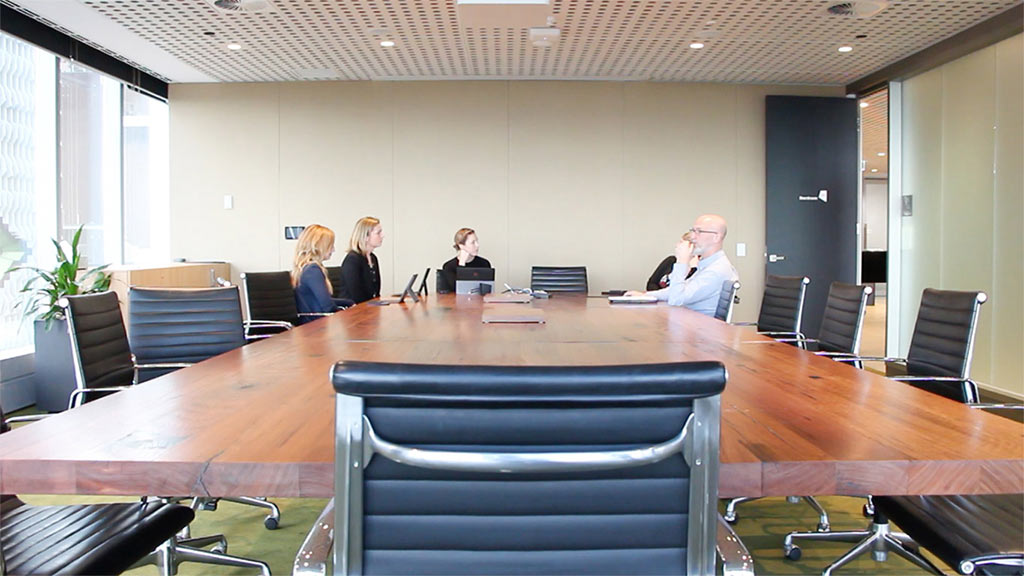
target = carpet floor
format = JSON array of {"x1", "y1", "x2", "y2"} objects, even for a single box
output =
[{"x1": 19, "y1": 494, "x2": 951, "y2": 575}]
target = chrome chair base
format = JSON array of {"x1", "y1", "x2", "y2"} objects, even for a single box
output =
[
  {"x1": 724, "y1": 495, "x2": 831, "y2": 532},
  {"x1": 137, "y1": 538, "x2": 272, "y2": 576},
  {"x1": 784, "y1": 517, "x2": 944, "y2": 576}
]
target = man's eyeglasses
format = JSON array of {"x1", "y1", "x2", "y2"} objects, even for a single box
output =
[{"x1": 688, "y1": 227, "x2": 719, "y2": 236}]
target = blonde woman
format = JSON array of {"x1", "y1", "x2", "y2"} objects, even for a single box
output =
[
  {"x1": 292, "y1": 224, "x2": 349, "y2": 317},
  {"x1": 338, "y1": 216, "x2": 384, "y2": 304},
  {"x1": 440, "y1": 227, "x2": 491, "y2": 293}
]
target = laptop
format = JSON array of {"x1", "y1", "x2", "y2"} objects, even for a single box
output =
[
  {"x1": 455, "y1": 267, "x2": 496, "y2": 295},
  {"x1": 377, "y1": 273, "x2": 420, "y2": 305}
]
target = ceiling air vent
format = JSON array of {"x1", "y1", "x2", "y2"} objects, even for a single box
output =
[
  {"x1": 209, "y1": 0, "x2": 275, "y2": 14},
  {"x1": 824, "y1": 0, "x2": 889, "y2": 19}
]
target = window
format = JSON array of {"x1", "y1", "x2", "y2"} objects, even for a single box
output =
[
  {"x1": 0, "y1": 32, "x2": 168, "y2": 357},
  {"x1": 0, "y1": 34, "x2": 57, "y2": 356}
]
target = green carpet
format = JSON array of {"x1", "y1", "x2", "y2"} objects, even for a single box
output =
[{"x1": 19, "y1": 494, "x2": 950, "y2": 575}]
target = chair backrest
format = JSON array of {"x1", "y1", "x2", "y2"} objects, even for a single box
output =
[
  {"x1": 240, "y1": 271, "x2": 300, "y2": 325},
  {"x1": 530, "y1": 266, "x2": 588, "y2": 293},
  {"x1": 756, "y1": 275, "x2": 811, "y2": 333},
  {"x1": 906, "y1": 289, "x2": 987, "y2": 382},
  {"x1": 435, "y1": 269, "x2": 453, "y2": 294},
  {"x1": 128, "y1": 286, "x2": 247, "y2": 382},
  {"x1": 714, "y1": 280, "x2": 741, "y2": 323},
  {"x1": 816, "y1": 282, "x2": 872, "y2": 354},
  {"x1": 332, "y1": 360, "x2": 727, "y2": 576},
  {"x1": 326, "y1": 266, "x2": 344, "y2": 299},
  {"x1": 63, "y1": 291, "x2": 135, "y2": 408}
]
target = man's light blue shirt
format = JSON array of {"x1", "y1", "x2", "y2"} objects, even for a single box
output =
[{"x1": 648, "y1": 250, "x2": 739, "y2": 316}]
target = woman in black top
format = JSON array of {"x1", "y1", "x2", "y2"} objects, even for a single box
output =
[
  {"x1": 338, "y1": 216, "x2": 384, "y2": 304},
  {"x1": 441, "y1": 228, "x2": 491, "y2": 292}
]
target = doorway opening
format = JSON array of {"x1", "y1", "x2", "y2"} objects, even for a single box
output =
[{"x1": 859, "y1": 88, "x2": 888, "y2": 357}]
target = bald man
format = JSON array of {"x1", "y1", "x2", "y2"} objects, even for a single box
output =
[{"x1": 631, "y1": 214, "x2": 739, "y2": 316}]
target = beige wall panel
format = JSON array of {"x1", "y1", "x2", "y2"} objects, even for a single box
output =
[
  {"x1": 169, "y1": 83, "x2": 280, "y2": 282},
  {"x1": 993, "y1": 35, "x2": 1024, "y2": 396},
  {"x1": 621, "y1": 84, "x2": 738, "y2": 296},
  {"x1": 900, "y1": 69, "x2": 944, "y2": 352},
  {"x1": 941, "y1": 47, "x2": 996, "y2": 384},
  {"x1": 506, "y1": 82, "x2": 625, "y2": 292},
  {"x1": 391, "y1": 82, "x2": 508, "y2": 292},
  {"x1": 278, "y1": 83, "x2": 394, "y2": 287}
]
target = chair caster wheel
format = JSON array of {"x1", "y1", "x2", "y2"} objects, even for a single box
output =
[
  {"x1": 784, "y1": 545, "x2": 802, "y2": 561},
  {"x1": 723, "y1": 514, "x2": 738, "y2": 525},
  {"x1": 212, "y1": 544, "x2": 227, "y2": 554},
  {"x1": 862, "y1": 503, "x2": 873, "y2": 517},
  {"x1": 264, "y1": 516, "x2": 279, "y2": 530},
  {"x1": 817, "y1": 522, "x2": 830, "y2": 532},
  {"x1": 203, "y1": 500, "x2": 219, "y2": 511}
]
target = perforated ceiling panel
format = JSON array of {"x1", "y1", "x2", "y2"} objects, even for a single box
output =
[
  {"x1": 9, "y1": 0, "x2": 1022, "y2": 83},
  {"x1": 860, "y1": 88, "x2": 889, "y2": 176}
]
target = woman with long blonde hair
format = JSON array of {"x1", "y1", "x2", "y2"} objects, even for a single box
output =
[
  {"x1": 292, "y1": 224, "x2": 350, "y2": 317},
  {"x1": 337, "y1": 216, "x2": 383, "y2": 303}
]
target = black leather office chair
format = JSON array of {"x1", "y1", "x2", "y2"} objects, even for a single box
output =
[
  {"x1": 435, "y1": 269, "x2": 453, "y2": 294},
  {"x1": 726, "y1": 282, "x2": 873, "y2": 534},
  {"x1": 0, "y1": 406, "x2": 196, "y2": 576},
  {"x1": 328, "y1": 360, "x2": 729, "y2": 575},
  {"x1": 128, "y1": 286, "x2": 248, "y2": 383},
  {"x1": 240, "y1": 271, "x2": 300, "y2": 336},
  {"x1": 326, "y1": 266, "x2": 345, "y2": 299},
  {"x1": 736, "y1": 274, "x2": 811, "y2": 343},
  {"x1": 871, "y1": 493, "x2": 1024, "y2": 576},
  {"x1": 62, "y1": 291, "x2": 140, "y2": 409},
  {"x1": 784, "y1": 289, "x2": 993, "y2": 574},
  {"x1": 530, "y1": 265, "x2": 589, "y2": 294},
  {"x1": 127, "y1": 286, "x2": 282, "y2": 531},
  {"x1": 714, "y1": 280, "x2": 741, "y2": 323}
]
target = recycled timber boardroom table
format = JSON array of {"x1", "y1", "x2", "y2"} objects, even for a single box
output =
[{"x1": 0, "y1": 294, "x2": 1020, "y2": 499}]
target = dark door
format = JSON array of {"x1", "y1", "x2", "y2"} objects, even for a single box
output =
[{"x1": 765, "y1": 96, "x2": 858, "y2": 339}]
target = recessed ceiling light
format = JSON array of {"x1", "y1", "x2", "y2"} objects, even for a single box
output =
[
  {"x1": 706, "y1": 20, "x2": 716, "y2": 25},
  {"x1": 380, "y1": 40, "x2": 395, "y2": 47},
  {"x1": 877, "y1": 152, "x2": 886, "y2": 157},
  {"x1": 690, "y1": 42, "x2": 705, "y2": 49},
  {"x1": 226, "y1": 43, "x2": 242, "y2": 50},
  {"x1": 859, "y1": 101, "x2": 870, "y2": 108},
  {"x1": 871, "y1": 168, "x2": 879, "y2": 172},
  {"x1": 838, "y1": 45, "x2": 853, "y2": 53}
]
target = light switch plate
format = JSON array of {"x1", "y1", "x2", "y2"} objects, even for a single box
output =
[
  {"x1": 223, "y1": 195, "x2": 233, "y2": 210},
  {"x1": 736, "y1": 243, "x2": 747, "y2": 257}
]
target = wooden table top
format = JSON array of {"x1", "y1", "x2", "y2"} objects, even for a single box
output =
[{"x1": 0, "y1": 294, "x2": 1020, "y2": 498}]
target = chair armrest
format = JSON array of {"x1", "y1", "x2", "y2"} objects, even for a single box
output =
[
  {"x1": 833, "y1": 355, "x2": 906, "y2": 364},
  {"x1": 969, "y1": 403, "x2": 1024, "y2": 410},
  {"x1": 774, "y1": 337, "x2": 819, "y2": 344},
  {"x1": 5, "y1": 414, "x2": 51, "y2": 424},
  {"x1": 732, "y1": 321, "x2": 757, "y2": 327},
  {"x1": 758, "y1": 331, "x2": 805, "y2": 338},
  {"x1": 69, "y1": 386, "x2": 133, "y2": 409},
  {"x1": 245, "y1": 320, "x2": 293, "y2": 330},
  {"x1": 889, "y1": 376, "x2": 969, "y2": 383},
  {"x1": 717, "y1": 514, "x2": 754, "y2": 576},
  {"x1": 293, "y1": 498, "x2": 334, "y2": 576},
  {"x1": 297, "y1": 313, "x2": 333, "y2": 318},
  {"x1": 960, "y1": 552, "x2": 1024, "y2": 574}
]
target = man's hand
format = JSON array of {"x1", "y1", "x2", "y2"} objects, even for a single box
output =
[{"x1": 624, "y1": 290, "x2": 646, "y2": 297}]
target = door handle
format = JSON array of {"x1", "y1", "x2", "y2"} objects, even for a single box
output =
[{"x1": 768, "y1": 254, "x2": 786, "y2": 263}]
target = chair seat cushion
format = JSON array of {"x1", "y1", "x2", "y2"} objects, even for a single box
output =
[
  {"x1": 1, "y1": 500, "x2": 194, "y2": 576},
  {"x1": 875, "y1": 494, "x2": 1023, "y2": 575}
]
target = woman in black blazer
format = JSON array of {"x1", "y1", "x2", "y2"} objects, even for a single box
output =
[{"x1": 338, "y1": 216, "x2": 384, "y2": 304}]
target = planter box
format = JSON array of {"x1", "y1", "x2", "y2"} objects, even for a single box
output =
[{"x1": 32, "y1": 319, "x2": 77, "y2": 412}]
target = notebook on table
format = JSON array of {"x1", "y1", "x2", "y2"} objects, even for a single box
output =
[{"x1": 608, "y1": 294, "x2": 659, "y2": 304}]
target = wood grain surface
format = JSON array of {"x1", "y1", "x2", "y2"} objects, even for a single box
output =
[{"x1": 1, "y1": 294, "x2": 1020, "y2": 498}]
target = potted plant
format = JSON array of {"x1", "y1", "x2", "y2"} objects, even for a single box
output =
[{"x1": 9, "y1": 226, "x2": 111, "y2": 411}]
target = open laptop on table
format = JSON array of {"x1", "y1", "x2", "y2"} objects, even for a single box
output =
[{"x1": 455, "y1": 267, "x2": 495, "y2": 295}]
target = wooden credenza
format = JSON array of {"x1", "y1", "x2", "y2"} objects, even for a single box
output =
[{"x1": 108, "y1": 261, "x2": 231, "y2": 316}]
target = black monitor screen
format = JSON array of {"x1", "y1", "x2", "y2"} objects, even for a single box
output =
[{"x1": 861, "y1": 251, "x2": 887, "y2": 283}]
